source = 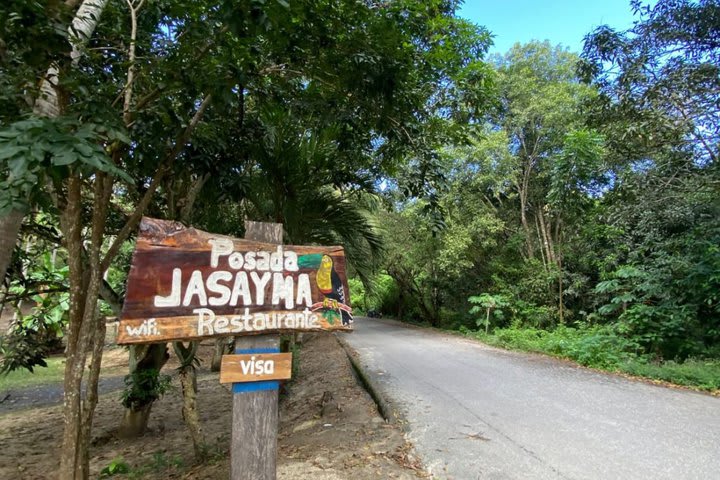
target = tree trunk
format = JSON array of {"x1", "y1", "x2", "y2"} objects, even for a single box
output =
[
  {"x1": 537, "y1": 210, "x2": 555, "y2": 266},
  {"x1": 0, "y1": 210, "x2": 24, "y2": 285},
  {"x1": 77, "y1": 313, "x2": 106, "y2": 477},
  {"x1": 174, "y1": 341, "x2": 205, "y2": 460},
  {"x1": 59, "y1": 173, "x2": 112, "y2": 480},
  {"x1": 22, "y1": 6, "x2": 111, "y2": 473},
  {"x1": 210, "y1": 337, "x2": 227, "y2": 372},
  {"x1": 180, "y1": 366, "x2": 204, "y2": 460},
  {"x1": 535, "y1": 214, "x2": 548, "y2": 271},
  {"x1": 118, "y1": 404, "x2": 154, "y2": 438},
  {"x1": 558, "y1": 254, "x2": 564, "y2": 324},
  {"x1": 58, "y1": 176, "x2": 88, "y2": 480},
  {"x1": 518, "y1": 157, "x2": 535, "y2": 259},
  {"x1": 118, "y1": 343, "x2": 170, "y2": 437}
]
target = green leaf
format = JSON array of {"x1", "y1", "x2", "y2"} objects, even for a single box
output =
[
  {"x1": 74, "y1": 143, "x2": 94, "y2": 157},
  {"x1": 0, "y1": 145, "x2": 24, "y2": 160},
  {"x1": 52, "y1": 151, "x2": 77, "y2": 166}
]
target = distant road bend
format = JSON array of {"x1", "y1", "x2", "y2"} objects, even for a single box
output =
[{"x1": 343, "y1": 318, "x2": 720, "y2": 480}]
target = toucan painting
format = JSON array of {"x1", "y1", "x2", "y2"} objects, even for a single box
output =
[{"x1": 298, "y1": 253, "x2": 353, "y2": 326}]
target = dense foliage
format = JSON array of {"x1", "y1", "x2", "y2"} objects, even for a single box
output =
[{"x1": 373, "y1": 0, "x2": 719, "y2": 370}]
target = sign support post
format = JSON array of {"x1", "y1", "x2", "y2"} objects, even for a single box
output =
[{"x1": 231, "y1": 221, "x2": 283, "y2": 480}]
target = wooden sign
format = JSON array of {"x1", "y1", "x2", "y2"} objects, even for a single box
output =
[
  {"x1": 117, "y1": 217, "x2": 353, "y2": 344},
  {"x1": 219, "y1": 352, "x2": 292, "y2": 384}
]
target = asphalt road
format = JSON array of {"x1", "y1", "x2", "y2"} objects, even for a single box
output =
[{"x1": 342, "y1": 318, "x2": 720, "y2": 480}]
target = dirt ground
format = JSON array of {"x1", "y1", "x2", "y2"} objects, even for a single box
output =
[{"x1": 0, "y1": 332, "x2": 427, "y2": 479}]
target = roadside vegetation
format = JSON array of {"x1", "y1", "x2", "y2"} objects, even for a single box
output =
[{"x1": 464, "y1": 326, "x2": 720, "y2": 392}]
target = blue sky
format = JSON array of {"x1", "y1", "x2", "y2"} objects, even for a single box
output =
[{"x1": 458, "y1": 0, "x2": 648, "y2": 55}]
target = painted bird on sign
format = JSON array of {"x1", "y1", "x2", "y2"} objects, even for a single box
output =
[{"x1": 316, "y1": 255, "x2": 353, "y2": 326}]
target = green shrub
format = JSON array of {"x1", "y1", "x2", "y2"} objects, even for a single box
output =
[
  {"x1": 623, "y1": 359, "x2": 720, "y2": 391},
  {"x1": 366, "y1": 273, "x2": 401, "y2": 315},
  {"x1": 120, "y1": 368, "x2": 172, "y2": 410},
  {"x1": 542, "y1": 325, "x2": 641, "y2": 369},
  {"x1": 477, "y1": 323, "x2": 640, "y2": 370},
  {"x1": 471, "y1": 324, "x2": 719, "y2": 391},
  {"x1": 348, "y1": 277, "x2": 367, "y2": 314}
]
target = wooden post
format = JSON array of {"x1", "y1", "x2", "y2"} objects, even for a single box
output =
[{"x1": 231, "y1": 221, "x2": 283, "y2": 480}]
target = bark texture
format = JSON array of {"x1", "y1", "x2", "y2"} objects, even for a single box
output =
[
  {"x1": 231, "y1": 221, "x2": 283, "y2": 480},
  {"x1": 174, "y1": 341, "x2": 205, "y2": 460},
  {"x1": 118, "y1": 343, "x2": 170, "y2": 438},
  {"x1": 0, "y1": 210, "x2": 24, "y2": 285}
]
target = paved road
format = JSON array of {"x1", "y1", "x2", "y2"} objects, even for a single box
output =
[
  {"x1": 0, "y1": 376, "x2": 126, "y2": 414},
  {"x1": 342, "y1": 318, "x2": 720, "y2": 480}
]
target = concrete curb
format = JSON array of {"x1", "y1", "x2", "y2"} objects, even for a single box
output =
[{"x1": 335, "y1": 334, "x2": 399, "y2": 425}]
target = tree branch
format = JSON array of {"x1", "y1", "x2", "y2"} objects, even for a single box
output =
[
  {"x1": 121, "y1": 0, "x2": 145, "y2": 125},
  {"x1": 101, "y1": 93, "x2": 213, "y2": 272}
]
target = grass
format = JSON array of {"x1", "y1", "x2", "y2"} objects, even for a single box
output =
[
  {"x1": 100, "y1": 452, "x2": 185, "y2": 478},
  {"x1": 463, "y1": 325, "x2": 720, "y2": 392},
  {"x1": 0, "y1": 356, "x2": 66, "y2": 391},
  {"x1": 623, "y1": 358, "x2": 720, "y2": 391}
]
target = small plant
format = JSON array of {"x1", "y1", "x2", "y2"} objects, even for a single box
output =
[
  {"x1": 100, "y1": 457, "x2": 130, "y2": 477},
  {"x1": 148, "y1": 451, "x2": 184, "y2": 472},
  {"x1": 120, "y1": 368, "x2": 173, "y2": 410},
  {"x1": 469, "y1": 293, "x2": 510, "y2": 333}
]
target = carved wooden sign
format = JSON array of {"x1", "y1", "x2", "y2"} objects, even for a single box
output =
[{"x1": 117, "y1": 217, "x2": 353, "y2": 344}]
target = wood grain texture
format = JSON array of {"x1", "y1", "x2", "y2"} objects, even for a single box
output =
[
  {"x1": 117, "y1": 217, "x2": 352, "y2": 344},
  {"x1": 219, "y1": 353, "x2": 292, "y2": 384},
  {"x1": 116, "y1": 309, "x2": 349, "y2": 344},
  {"x1": 232, "y1": 221, "x2": 283, "y2": 480}
]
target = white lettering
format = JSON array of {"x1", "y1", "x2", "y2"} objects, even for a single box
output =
[
  {"x1": 256, "y1": 251, "x2": 270, "y2": 270},
  {"x1": 230, "y1": 271, "x2": 252, "y2": 306},
  {"x1": 241, "y1": 357, "x2": 253, "y2": 375},
  {"x1": 195, "y1": 308, "x2": 215, "y2": 335},
  {"x1": 154, "y1": 268, "x2": 182, "y2": 307},
  {"x1": 230, "y1": 315, "x2": 244, "y2": 332},
  {"x1": 209, "y1": 238, "x2": 233, "y2": 267},
  {"x1": 125, "y1": 318, "x2": 159, "y2": 337},
  {"x1": 183, "y1": 270, "x2": 207, "y2": 306},
  {"x1": 215, "y1": 316, "x2": 229, "y2": 333},
  {"x1": 228, "y1": 252, "x2": 244, "y2": 269},
  {"x1": 284, "y1": 251, "x2": 298, "y2": 271},
  {"x1": 271, "y1": 273, "x2": 295, "y2": 309},
  {"x1": 244, "y1": 252, "x2": 256, "y2": 270},
  {"x1": 270, "y1": 246, "x2": 284, "y2": 272},
  {"x1": 253, "y1": 313, "x2": 266, "y2": 330},
  {"x1": 207, "y1": 271, "x2": 232, "y2": 306},
  {"x1": 296, "y1": 273, "x2": 312, "y2": 307},
  {"x1": 242, "y1": 308, "x2": 252, "y2": 331},
  {"x1": 256, "y1": 360, "x2": 266, "y2": 375},
  {"x1": 250, "y1": 271, "x2": 271, "y2": 304}
]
